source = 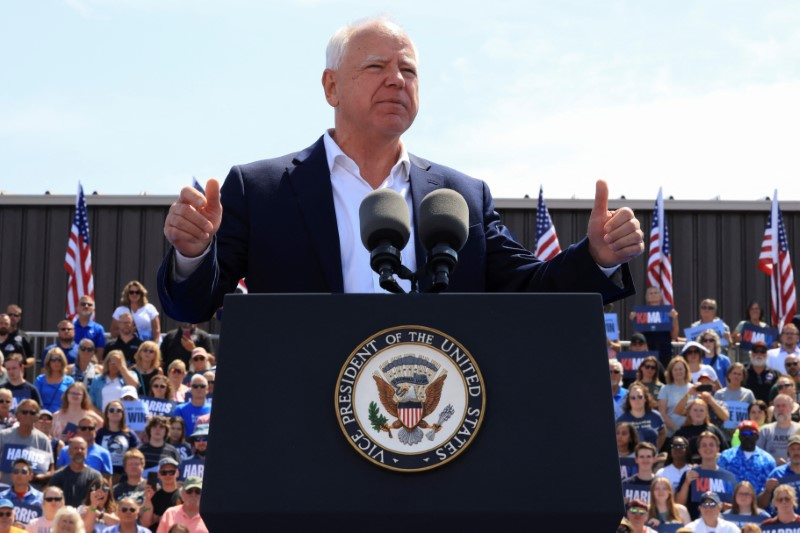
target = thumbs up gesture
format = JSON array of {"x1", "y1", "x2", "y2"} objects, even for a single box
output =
[
  {"x1": 164, "y1": 178, "x2": 223, "y2": 258},
  {"x1": 587, "y1": 180, "x2": 644, "y2": 268}
]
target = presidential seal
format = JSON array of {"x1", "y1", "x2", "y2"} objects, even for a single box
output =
[{"x1": 335, "y1": 325, "x2": 485, "y2": 472}]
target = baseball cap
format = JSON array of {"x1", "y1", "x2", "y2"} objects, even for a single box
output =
[{"x1": 183, "y1": 476, "x2": 202, "y2": 491}]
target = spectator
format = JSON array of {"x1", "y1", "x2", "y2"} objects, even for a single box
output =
[
  {"x1": 714, "y1": 363, "x2": 756, "y2": 434},
  {"x1": 165, "y1": 418, "x2": 191, "y2": 462},
  {"x1": 0, "y1": 498, "x2": 24, "y2": 533},
  {"x1": 73, "y1": 296, "x2": 106, "y2": 361},
  {"x1": 25, "y1": 486, "x2": 64, "y2": 533},
  {"x1": 56, "y1": 417, "x2": 113, "y2": 481},
  {"x1": 617, "y1": 422, "x2": 639, "y2": 459},
  {"x1": 717, "y1": 420, "x2": 776, "y2": 494},
  {"x1": 202, "y1": 372, "x2": 214, "y2": 402},
  {"x1": 0, "y1": 458, "x2": 42, "y2": 528},
  {"x1": 110, "y1": 281, "x2": 161, "y2": 342},
  {"x1": 622, "y1": 442, "x2": 658, "y2": 505},
  {"x1": 647, "y1": 476, "x2": 690, "y2": 527},
  {"x1": 0, "y1": 315, "x2": 24, "y2": 364},
  {"x1": 140, "y1": 458, "x2": 180, "y2": 531},
  {"x1": 130, "y1": 343, "x2": 163, "y2": 397},
  {"x1": 674, "y1": 373, "x2": 730, "y2": 430},
  {"x1": 0, "y1": 399, "x2": 53, "y2": 486},
  {"x1": 617, "y1": 383, "x2": 666, "y2": 449},
  {"x1": 676, "y1": 432, "x2": 735, "y2": 519},
  {"x1": 782, "y1": 354, "x2": 800, "y2": 390},
  {"x1": 722, "y1": 481, "x2": 770, "y2": 525},
  {"x1": 178, "y1": 424, "x2": 207, "y2": 482},
  {"x1": 68, "y1": 339, "x2": 102, "y2": 389},
  {"x1": 164, "y1": 363, "x2": 188, "y2": 404},
  {"x1": 137, "y1": 418, "x2": 180, "y2": 471},
  {"x1": 673, "y1": 398, "x2": 729, "y2": 462},
  {"x1": 95, "y1": 400, "x2": 140, "y2": 478},
  {"x1": 656, "y1": 436, "x2": 691, "y2": 490},
  {"x1": 635, "y1": 356, "x2": 664, "y2": 399},
  {"x1": 106, "y1": 314, "x2": 143, "y2": 367},
  {"x1": 759, "y1": 434, "x2": 800, "y2": 511},
  {"x1": 0, "y1": 390, "x2": 16, "y2": 430},
  {"x1": 183, "y1": 350, "x2": 211, "y2": 386},
  {"x1": 767, "y1": 324, "x2": 800, "y2": 375},
  {"x1": 630, "y1": 286, "x2": 680, "y2": 367},
  {"x1": 155, "y1": 477, "x2": 208, "y2": 533},
  {"x1": 78, "y1": 477, "x2": 119, "y2": 532},
  {"x1": 761, "y1": 484, "x2": 800, "y2": 527},
  {"x1": 732, "y1": 301, "x2": 768, "y2": 344},
  {"x1": 88, "y1": 351, "x2": 139, "y2": 413},
  {"x1": 611, "y1": 359, "x2": 628, "y2": 419},
  {"x1": 171, "y1": 376, "x2": 210, "y2": 437},
  {"x1": 699, "y1": 330, "x2": 731, "y2": 387},
  {"x1": 50, "y1": 436, "x2": 103, "y2": 507},
  {"x1": 35, "y1": 349, "x2": 75, "y2": 413},
  {"x1": 623, "y1": 499, "x2": 657, "y2": 533},
  {"x1": 685, "y1": 491, "x2": 740, "y2": 532},
  {"x1": 147, "y1": 376, "x2": 174, "y2": 407},
  {"x1": 691, "y1": 298, "x2": 732, "y2": 347},
  {"x1": 767, "y1": 376, "x2": 800, "y2": 419},
  {"x1": 1, "y1": 354, "x2": 41, "y2": 410},
  {"x1": 35, "y1": 410, "x2": 63, "y2": 469},
  {"x1": 52, "y1": 383, "x2": 103, "y2": 442},
  {"x1": 52, "y1": 506, "x2": 85, "y2": 533},
  {"x1": 745, "y1": 342, "x2": 780, "y2": 403},
  {"x1": 5, "y1": 304, "x2": 32, "y2": 359},
  {"x1": 680, "y1": 342, "x2": 720, "y2": 388},
  {"x1": 160, "y1": 325, "x2": 213, "y2": 369},
  {"x1": 41, "y1": 321, "x2": 78, "y2": 367},
  {"x1": 659, "y1": 357, "x2": 693, "y2": 436},
  {"x1": 755, "y1": 393, "x2": 800, "y2": 464},
  {"x1": 112, "y1": 450, "x2": 147, "y2": 506},
  {"x1": 106, "y1": 497, "x2": 150, "y2": 533}
]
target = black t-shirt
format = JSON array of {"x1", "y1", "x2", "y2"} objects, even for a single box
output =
[
  {"x1": 113, "y1": 479, "x2": 146, "y2": 506},
  {"x1": 50, "y1": 465, "x2": 103, "y2": 507},
  {"x1": 152, "y1": 488, "x2": 181, "y2": 518},
  {"x1": 106, "y1": 336, "x2": 143, "y2": 366},
  {"x1": 138, "y1": 443, "x2": 181, "y2": 470}
]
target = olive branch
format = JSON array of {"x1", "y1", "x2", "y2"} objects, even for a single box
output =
[{"x1": 368, "y1": 401, "x2": 392, "y2": 438}]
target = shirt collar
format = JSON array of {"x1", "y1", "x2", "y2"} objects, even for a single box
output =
[{"x1": 323, "y1": 129, "x2": 410, "y2": 184}]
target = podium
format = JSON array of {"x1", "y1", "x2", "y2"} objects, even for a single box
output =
[{"x1": 202, "y1": 293, "x2": 623, "y2": 531}]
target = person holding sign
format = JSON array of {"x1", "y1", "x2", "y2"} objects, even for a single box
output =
[
  {"x1": 759, "y1": 435, "x2": 800, "y2": 512},
  {"x1": 761, "y1": 484, "x2": 800, "y2": 528},
  {"x1": 767, "y1": 324, "x2": 800, "y2": 375},
  {"x1": 676, "y1": 431, "x2": 735, "y2": 519},
  {"x1": 51, "y1": 384, "x2": 103, "y2": 442},
  {"x1": 717, "y1": 420, "x2": 776, "y2": 494},
  {"x1": 684, "y1": 491, "x2": 741, "y2": 533},
  {"x1": 0, "y1": 400, "x2": 53, "y2": 487},
  {"x1": 715, "y1": 363, "x2": 757, "y2": 435},
  {"x1": 733, "y1": 302, "x2": 768, "y2": 344},
  {"x1": 646, "y1": 477, "x2": 691, "y2": 527},
  {"x1": 722, "y1": 481, "x2": 771, "y2": 526},
  {"x1": 629, "y1": 286, "x2": 680, "y2": 367}
]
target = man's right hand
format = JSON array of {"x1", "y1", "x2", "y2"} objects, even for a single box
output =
[{"x1": 164, "y1": 179, "x2": 222, "y2": 258}]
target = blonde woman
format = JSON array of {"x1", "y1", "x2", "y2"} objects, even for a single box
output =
[
  {"x1": 88, "y1": 351, "x2": 139, "y2": 412},
  {"x1": 166, "y1": 360, "x2": 189, "y2": 402},
  {"x1": 52, "y1": 382, "x2": 103, "y2": 440},
  {"x1": 646, "y1": 476, "x2": 690, "y2": 528},
  {"x1": 761, "y1": 484, "x2": 800, "y2": 527},
  {"x1": 53, "y1": 505, "x2": 86, "y2": 533},
  {"x1": 26, "y1": 486, "x2": 65, "y2": 532},
  {"x1": 35, "y1": 348, "x2": 76, "y2": 412},
  {"x1": 110, "y1": 280, "x2": 161, "y2": 341},
  {"x1": 131, "y1": 341, "x2": 163, "y2": 396}
]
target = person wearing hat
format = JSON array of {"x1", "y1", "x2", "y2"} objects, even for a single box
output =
[
  {"x1": 759, "y1": 434, "x2": 800, "y2": 511},
  {"x1": 140, "y1": 457, "x2": 181, "y2": 530},
  {"x1": 680, "y1": 342, "x2": 720, "y2": 388},
  {"x1": 717, "y1": 420, "x2": 776, "y2": 494},
  {"x1": 178, "y1": 424, "x2": 207, "y2": 483},
  {"x1": 33, "y1": 409, "x2": 63, "y2": 468},
  {"x1": 685, "y1": 491, "x2": 740, "y2": 533},
  {"x1": 0, "y1": 498, "x2": 24, "y2": 533},
  {"x1": 156, "y1": 476, "x2": 208, "y2": 533},
  {"x1": 624, "y1": 499, "x2": 657, "y2": 533},
  {"x1": 761, "y1": 483, "x2": 800, "y2": 527},
  {"x1": 745, "y1": 341, "x2": 781, "y2": 403}
]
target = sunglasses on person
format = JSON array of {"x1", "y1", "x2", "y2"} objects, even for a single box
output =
[
  {"x1": 700, "y1": 305, "x2": 716, "y2": 310},
  {"x1": 0, "y1": 511, "x2": 11, "y2": 518},
  {"x1": 119, "y1": 506, "x2": 138, "y2": 513},
  {"x1": 107, "y1": 408, "x2": 124, "y2": 414},
  {"x1": 50, "y1": 358, "x2": 64, "y2": 363},
  {"x1": 192, "y1": 356, "x2": 206, "y2": 362},
  {"x1": 776, "y1": 496, "x2": 794, "y2": 503},
  {"x1": 18, "y1": 410, "x2": 38, "y2": 416},
  {"x1": 631, "y1": 339, "x2": 645, "y2": 345},
  {"x1": 191, "y1": 384, "x2": 207, "y2": 389},
  {"x1": 169, "y1": 368, "x2": 184, "y2": 374},
  {"x1": 44, "y1": 496, "x2": 63, "y2": 502},
  {"x1": 0, "y1": 399, "x2": 11, "y2": 405},
  {"x1": 752, "y1": 347, "x2": 768, "y2": 354},
  {"x1": 128, "y1": 290, "x2": 142, "y2": 295},
  {"x1": 79, "y1": 302, "x2": 94, "y2": 307},
  {"x1": 740, "y1": 430, "x2": 757, "y2": 437},
  {"x1": 142, "y1": 348, "x2": 156, "y2": 353},
  {"x1": 641, "y1": 364, "x2": 657, "y2": 370},
  {"x1": 11, "y1": 468, "x2": 30, "y2": 475},
  {"x1": 700, "y1": 338, "x2": 715, "y2": 343},
  {"x1": 152, "y1": 384, "x2": 167, "y2": 389},
  {"x1": 7, "y1": 313, "x2": 20, "y2": 318},
  {"x1": 79, "y1": 346, "x2": 94, "y2": 352},
  {"x1": 159, "y1": 469, "x2": 177, "y2": 476},
  {"x1": 787, "y1": 362, "x2": 800, "y2": 367},
  {"x1": 185, "y1": 488, "x2": 202, "y2": 495},
  {"x1": 671, "y1": 443, "x2": 687, "y2": 449},
  {"x1": 684, "y1": 349, "x2": 701, "y2": 355},
  {"x1": 629, "y1": 395, "x2": 644, "y2": 400},
  {"x1": 59, "y1": 327, "x2": 74, "y2": 331},
  {"x1": 92, "y1": 485, "x2": 110, "y2": 492},
  {"x1": 79, "y1": 425, "x2": 96, "y2": 431},
  {"x1": 700, "y1": 501, "x2": 718, "y2": 508},
  {"x1": 779, "y1": 383, "x2": 796, "y2": 390},
  {"x1": 193, "y1": 437, "x2": 208, "y2": 442},
  {"x1": 610, "y1": 369, "x2": 621, "y2": 375},
  {"x1": 627, "y1": 507, "x2": 646, "y2": 515}
]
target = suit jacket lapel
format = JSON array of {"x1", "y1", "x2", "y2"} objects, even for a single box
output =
[
  {"x1": 287, "y1": 137, "x2": 344, "y2": 293},
  {"x1": 409, "y1": 154, "x2": 440, "y2": 290}
]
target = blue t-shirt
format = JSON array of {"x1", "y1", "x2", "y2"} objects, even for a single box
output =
[
  {"x1": 704, "y1": 354, "x2": 732, "y2": 387},
  {"x1": 56, "y1": 443, "x2": 113, "y2": 475},
  {"x1": 34, "y1": 374, "x2": 75, "y2": 412},
  {"x1": 74, "y1": 319, "x2": 106, "y2": 349},
  {"x1": 172, "y1": 401, "x2": 211, "y2": 436}
]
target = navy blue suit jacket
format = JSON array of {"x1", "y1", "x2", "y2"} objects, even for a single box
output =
[{"x1": 158, "y1": 137, "x2": 634, "y2": 322}]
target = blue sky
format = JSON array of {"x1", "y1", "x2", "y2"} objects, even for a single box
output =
[{"x1": 2, "y1": 0, "x2": 799, "y2": 201}]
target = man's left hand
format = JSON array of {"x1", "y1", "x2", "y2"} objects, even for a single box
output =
[{"x1": 588, "y1": 179, "x2": 644, "y2": 268}]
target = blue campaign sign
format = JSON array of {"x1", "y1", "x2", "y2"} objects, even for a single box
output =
[
  {"x1": 61, "y1": 422, "x2": 78, "y2": 441},
  {"x1": 617, "y1": 351, "x2": 659, "y2": 380},
  {"x1": 762, "y1": 523, "x2": 800, "y2": 532},
  {"x1": 722, "y1": 401, "x2": 751, "y2": 430},
  {"x1": 723, "y1": 514, "x2": 764, "y2": 528},
  {"x1": 621, "y1": 480, "x2": 651, "y2": 505},
  {"x1": 605, "y1": 313, "x2": 620, "y2": 341},
  {"x1": 741, "y1": 323, "x2": 780, "y2": 350},
  {"x1": 12, "y1": 501, "x2": 42, "y2": 525},
  {"x1": 632, "y1": 306, "x2": 673, "y2": 333},
  {"x1": 685, "y1": 321, "x2": 729, "y2": 346},
  {"x1": 179, "y1": 456, "x2": 205, "y2": 481},
  {"x1": 656, "y1": 524, "x2": 682, "y2": 533},
  {"x1": 122, "y1": 400, "x2": 149, "y2": 432},
  {"x1": 619, "y1": 457, "x2": 638, "y2": 480},
  {"x1": 0, "y1": 444, "x2": 51, "y2": 475},
  {"x1": 141, "y1": 397, "x2": 176, "y2": 417},
  {"x1": 690, "y1": 468, "x2": 736, "y2": 503}
]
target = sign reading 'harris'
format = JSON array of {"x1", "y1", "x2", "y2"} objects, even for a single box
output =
[{"x1": 335, "y1": 326, "x2": 486, "y2": 473}]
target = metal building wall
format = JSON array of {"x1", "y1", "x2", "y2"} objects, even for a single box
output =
[{"x1": 1, "y1": 194, "x2": 798, "y2": 342}]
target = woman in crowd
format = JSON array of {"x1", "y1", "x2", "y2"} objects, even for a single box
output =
[
  {"x1": 52, "y1": 383, "x2": 104, "y2": 440},
  {"x1": 95, "y1": 400, "x2": 140, "y2": 478},
  {"x1": 655, "y1": 436, "x2": 691, "y2": 490},
  {"x1": 681, "y1": 342, "x2": 720, "y2": 388},
  {"x1": 131, "y1": 342, "x2": 163, "y2": 396},
  {"x1": 166, "y1": 361, "x2": 189, "y2": 402},
  {"x1": 35, "y1": 348, "x2": 76, "y2": 413},
  {"x1": 69, "y1": 338, "x2": 101, "y2": 387},
  {"x1": 761, "y1": 484, "x2": 800, "y2": 527},
  {"x1": 110, "y1": 280, "x2": 161, "y2": 342},
  {"x1": 673, "y1": 398, "x2": 729, "y2": 461},
  {"x1": 698, "y1": 330, "x2": 731, "y2": 387},
  {"x1": 89, "y1": 350, "x2": 139, "y2": 412},
  {"x1": 149, "y1": 375, "x2": 174, "y2": 402},
  {"x1": 184, "y1": 350, "x2": 211, "y2": 384},
  {"x1": 733, "y1": 301, "x2": 768, "y2": 344},
  {"x1": 658, "y1": 357, "x2": 693, "y2": 436},
  {"x1": 617, "y1": 383, "x2": 666, "y2": 449},
  {"x1": 646, "y1": 476, "x2": 690, "y2": 528},
  {"x1": 722, "y1": 481, "x2": 770, "y2": 523},
  {"x1": 0, "y1": 389, "x2": 16, "y2": 429},
  {"x1": 26, "y1": 486, "x2": 65, "y2": 533},
  {"x1": 53, "y1": 506, "x2": 86, "y2": 533},
  {"x1": 79, "y1": 478, "x2": 120, "y2": 532},
  {"x1": 167, "y1": 416, "x2": 193, "y2": 461},
  {"x1": 713, "y1": 362, "x2": 756, "y2": 434},
  {"x1": 635, "y1": 356, "x2": 664, "y2": 399}
]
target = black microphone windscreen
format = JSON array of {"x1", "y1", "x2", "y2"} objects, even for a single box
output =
[
  {"x1": 359, "y1": 188, "x2": 411, "y2": 250},
  {"x1": 418, "y1": 189, "x2": 469, "y2": 251}
]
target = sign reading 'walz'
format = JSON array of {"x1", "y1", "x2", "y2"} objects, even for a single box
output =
[{"x1": 335, "y1": 325, "x2": 486, "y2": 473}]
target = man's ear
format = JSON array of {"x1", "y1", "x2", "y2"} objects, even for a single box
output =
[{"x1": 322, "y1": 69, "x2": 339, "y2": 107}]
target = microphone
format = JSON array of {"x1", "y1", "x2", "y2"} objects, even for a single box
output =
[
  {"x1": 418, "y1": 189, "x2": 469, "y2": 292},
  {"x1": 359, "y1": 189, "x2": 412, "y2": 293}
]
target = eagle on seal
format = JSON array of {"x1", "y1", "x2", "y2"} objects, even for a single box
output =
[{"x1": 372, "y1": 354, "x2": 448, "y2": 445}]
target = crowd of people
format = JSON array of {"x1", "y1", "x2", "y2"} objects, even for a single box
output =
[
  {"x1": 0, "y1": 281, "x2": 213, "y2": 532},
  {"x1": 613, "y1": 294, "x2": 800, "y2": 532}
]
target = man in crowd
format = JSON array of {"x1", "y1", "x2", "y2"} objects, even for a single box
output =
[
  {"x1": 746, "y1": 341, "x2": 781, "y2": 402},
  {"x1": 0, "y1": 458, "x2": 42, "y2": 528},
  {"x1": 0, "y1": 400, "x2": 53, "y2": 487},
  {"x1": 140, "y1": 458, "x2": 181, "y2": 530},
  {"x1": 4, "y1": 305, "x2": 31, "y2": 359},
  {"x1": 760, "y1": 434, "x2": 800, "y2": 511},
  {"x1": 768, "y1": 323, "x2": 800, "y2": 373},
  {"x1": 73, "y1": 296, "x2": 105, "y2": 361},
  {"x1": 113, "y1": 449, "x2": 147, "y2": 505},
  {"x1": 172, "y1": 375, "x2": 211, "y2": 436},
  {"x1": 611, "y1": 359, "x2": 627, "y2": 420},
  {"x1": 41, "y1": 321, "x2": 78, "y2": 366},
  {"x1": 49, "y1": 436, "x2": 103, "y2": 507},
  {"x1": 1, "y1": 354, "x2": 41, "y2": 410},
  {"x1": 783, "y1": 354, "x2": 800, "y2": 391},
  {"x1": 138, "y1": 417, "x2": 181, "y2": 471},
  {"x1": 717, "y1": 420, "x2": 776, "y2": 493},
  {"x1": 178, "y1": 423, "x2": 207, "y2": 481},
  {"x1": 621, "y1": 442, "x2": 657, "y2": 504},
  {"x1": 691, "y1": 298, "x2": 732, "y2": 346},
  {"x1": 0, "y1": 316, "x2": 23, "y2": 362},
  {"x1": 156, "y1": 476, "x2": 208, "y2": 533},
  {"x1": 160, "y1": 323, "x2": 214, "y2": 368},
  {"x1": 105, "y1": 312, "x2": 142, "y2": 366},
  {"x1": 0, "y1": 390, "x2": 14, "y2": 429},
  {"x1": 756, "y1": 393, "x2": 800, "y2": 464},
  {"x1": 685, "y1": 491, "x2": 740, "y2": 533},
  {"x1": 631, "y1": 286, "x2": 679, "y2": 367},
  {"x1": 55, "y1": 416, "x2": 112, "y2": 480}
]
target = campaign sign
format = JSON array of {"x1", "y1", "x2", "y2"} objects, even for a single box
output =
[
  {"x1": 122, "y1": 400, "x2": 149, "y2": 432},
  {"x1": 723, "y1": 514, "x2": 763, "y2": 527},
  {"x1": 722, "y1": 401, "x2": 751, "y2": 430},
  {"x1": 0, "y1": 444, "x2": 51, "y2": 475},
  {"x1": 689, "y1": 468, "x2": 736, "y2": 503},
  {"x1": 777, "y1": 473, "x2": 800, "y2": 503},
  {"x1": 621, "y1": 480, "x2": 651, "y2": 504},
  {"x1": 632, "y1": 306, "x2": 673, "y2": 333},
  {"x1": 655, "y1": 524, "x2": 682, "y2": 533},
  {"x1": 605, "y1": 313, "x2": 620, "y2": 341},
  {"x1": 762, "y1": 523, "x2": 800, "y2": 532},
  {"x1": 619, "y1": 457, "x2": 638, "y2": 479},
  {"x1": 616, "y1": 351, "x2": 659, "y2": 380},
  {"x1": 12, "y1": 501, "x2": 42, "y2": 525},
  {"x1": 179, "y1": 456, "x2": 205, "y2": 481},
  {"x1": 141, "y1": 397, "x2": 176, "y2": 418},
  {"x1": 685, "y1": 322, "x2": 729, "y2": 346},
  {"x1": 740, "y1": 323, "x2": 780, "y2": 351},
  {"x1": 61, "y1": 422, "x2": 78, "y2": 442}
]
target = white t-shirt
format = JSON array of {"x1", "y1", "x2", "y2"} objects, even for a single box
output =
[{"x1": 112, "y1": 303, "x2": 159, "y2": 341}]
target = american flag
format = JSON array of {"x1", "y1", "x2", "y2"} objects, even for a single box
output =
[
  {"x1": 646, "y1": 187, "x2": 674, "y2": 307},
  {"x1": 534, "y1": 186, "x2": 561, "y2": 261},
  {"x1": 64, "y1": 183, "x2": 94, "y2": 319},
  {"x1": 758, "y1": 190, "x2": 796, "y2": 328}
]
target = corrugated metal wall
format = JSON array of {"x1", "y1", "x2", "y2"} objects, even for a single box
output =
[{"x1": 1, "y1": 194, "x2": 798, "y2": 341}]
